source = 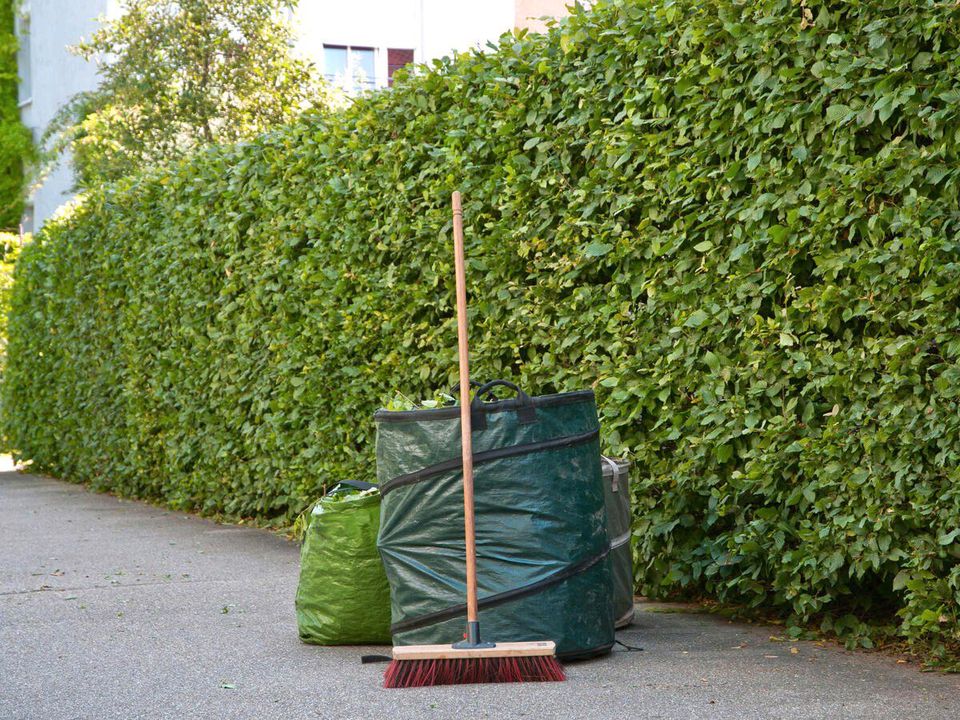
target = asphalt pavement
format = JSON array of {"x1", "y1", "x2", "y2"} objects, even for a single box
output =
[{"x1": 2, "y1": 469, "x2": 959, "y2": 720}]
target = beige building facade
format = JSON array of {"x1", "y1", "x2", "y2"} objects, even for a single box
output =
[{"x1": 515, "y1": 0, "x2": 576, "y2": 33}]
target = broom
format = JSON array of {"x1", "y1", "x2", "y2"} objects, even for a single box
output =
[{"x1": 383, "y1": 191, "x2": 566, "y2": 688}]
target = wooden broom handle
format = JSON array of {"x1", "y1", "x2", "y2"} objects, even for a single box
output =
[{"x1": 452, "y1": 190, "x2": 479, "y2": 625}]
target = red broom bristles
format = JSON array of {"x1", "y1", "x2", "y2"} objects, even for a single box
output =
[{"x1": 383, "y1": 655, "x2": 565, "y2": 688}]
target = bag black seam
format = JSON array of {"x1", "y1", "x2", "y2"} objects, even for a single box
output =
[
  {"x1": 389, "y1": 544, "x2": 610, "y2": 635},
  {"x1": 378, "y1": 427, "x2": 600, "y2": 496}
]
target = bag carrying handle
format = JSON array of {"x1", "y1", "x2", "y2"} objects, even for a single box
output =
[
  {"x1": 450, "y1": 380, "x2": 512, "y2": 404},
  {"x1": 449, "y1": 380, "x2": 483, "y2": 398},
  {"x1": 470, "y1": 379, "x2": 530, "y2": 406},
  {"x1": 602, "y1": 456, "x2": 620, "y2": 493},
  {"x1": 470, "y1": 379, "x2": 537, "y2": 426}
]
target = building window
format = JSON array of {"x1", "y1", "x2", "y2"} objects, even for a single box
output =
[
  {"x1": 387, "y1": 48, "x2": 414, "y2": 86},
  {"x1": 323, "y1": 45, "x2": 376, "y2": 95},
  {"x1": 15, "y1": 11, "x2": 31, "y2": 103}
]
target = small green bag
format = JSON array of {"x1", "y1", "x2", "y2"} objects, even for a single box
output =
[{"x1": 295, "y1": 480, "x2": 392, "y2": 645}]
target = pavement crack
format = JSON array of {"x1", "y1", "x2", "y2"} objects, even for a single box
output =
[{"x1": 0, "y1": 578, "x2": 228, "y2": 597}]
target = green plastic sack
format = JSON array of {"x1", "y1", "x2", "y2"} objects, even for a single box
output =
[{"x1": 295, "y1": 481, "x2": 391, "y2": 645}]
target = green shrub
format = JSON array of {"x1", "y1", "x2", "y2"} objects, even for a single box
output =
[
  {"x1": 0, "y1": 230, "x2": 21, "y2": 445},
  {"x1": 0, "y1": 1, "x2": 32, "y2": 229},
  {"x1": 0, "y1": 230, "x2": 19, "y2": 347},
  {"x1": 5, "y1": 0, "x2": 960, "y2": 659}
]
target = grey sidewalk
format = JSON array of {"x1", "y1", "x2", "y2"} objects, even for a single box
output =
[{"x1": 1, "y1": 471, "x2": 958, "y2": 720}]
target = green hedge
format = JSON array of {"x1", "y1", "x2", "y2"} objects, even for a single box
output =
[
  {"x1": 0, "y1": 230, "x2": 19, "y2": 347},
  {"x1": 0, "y1": 1, "x2": 31, "y2": 229},
  {"x1": 6, "y1": 0, "x2": 960, "y2": 659}
]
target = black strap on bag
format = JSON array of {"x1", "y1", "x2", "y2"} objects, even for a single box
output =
[
  {"x1": 470, "y1": 379, "x2": 538, "y2": 430},
  {"x1": 389, "y1": 544, "x2": 608, "y2": 634},
  {"x1": 378, "y1": 427, "x2": 598, "y2": 496}
]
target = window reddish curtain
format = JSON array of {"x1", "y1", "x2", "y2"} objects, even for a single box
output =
[{"x1": 387, "y1": 48, "x2": 415, "y2": 86}]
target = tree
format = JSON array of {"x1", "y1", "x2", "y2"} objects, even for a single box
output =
[
  {"x1": 0, "y1": 0, "x2": 33, "y2": 229},
  {"x1": 43, "y1": 0, "x2": 324, "y2": 187}
]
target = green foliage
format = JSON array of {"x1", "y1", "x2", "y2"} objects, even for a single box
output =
[
  {"x1": 384, "y1": 391, "x2": 455, "y2": 411},
  {"x1": 0, "y1": 230, "x2": 20, "y2": 350},
  {"x1": 0, "y1": 1, "x2": 33, "y2": 228},
  {"x1": 0, "y1": 229, "x2": 22, "y2": 446},
  {"x1": 6, "y1": 0, "x2": 960, "y2": 660},
  {"x1": 41, "y1": 0, "x2": 325, "y2": 187}
]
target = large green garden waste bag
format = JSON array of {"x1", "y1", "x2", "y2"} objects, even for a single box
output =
[
  {"x1": 375, "y1": 380, "x2": 614, "y2": 660},
  {"x1": 295, "y1": 481, "x2": 392, "y2": 645}
]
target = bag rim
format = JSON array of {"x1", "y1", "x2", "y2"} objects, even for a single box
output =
[{"x1": 373, "y1": 389, "x2": 595, "y2": 423}]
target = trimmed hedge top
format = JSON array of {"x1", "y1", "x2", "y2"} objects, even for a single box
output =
[{"x1": 5, "y1": 0, "x2": 960, "y2": 658}]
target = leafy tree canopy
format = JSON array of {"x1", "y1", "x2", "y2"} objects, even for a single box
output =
[
  {"x1": 43, "y1": 0, "x2": 325, "y2": 187},
  {"x1": 0, "y1": 0, "x2": 33, "y2": 229}
]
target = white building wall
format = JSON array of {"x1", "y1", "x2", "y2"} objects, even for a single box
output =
[
  {"x1": 295, "y1": 0, "x2": 514, "y2": 91},
  {"x1": 18, "y1": 0, "x2": 121, "y2": 231}
]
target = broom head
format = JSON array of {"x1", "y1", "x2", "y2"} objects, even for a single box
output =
[{"x1": 384, "y1": 640, "x2": 565, "y2": 688}]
